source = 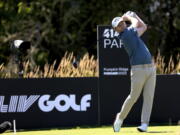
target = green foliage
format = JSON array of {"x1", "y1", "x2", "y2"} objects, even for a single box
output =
[
  {"x1": 17, "y1": 2, "x2": 32, "y2": 14},
  {"x1": 0, "y1": 0, "x2": 179, "y2": 68}
]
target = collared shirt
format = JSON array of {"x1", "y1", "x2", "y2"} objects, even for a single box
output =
[{"x1": 118, "y1": 27, "x2": 152, "y2": 66}]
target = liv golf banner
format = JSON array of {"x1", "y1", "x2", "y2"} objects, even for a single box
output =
[
  {"x1": 0, "y1": 78, "x2": 98, "y2": 129},
  {"x1": 97, "y1": 25, "x2": 131, "y2": 124}
]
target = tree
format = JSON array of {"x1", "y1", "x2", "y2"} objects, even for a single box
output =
[{"x1": 0, "y1": 0, "x2": 179, "y2": 67}]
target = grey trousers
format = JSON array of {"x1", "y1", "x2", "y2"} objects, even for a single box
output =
[{"x1": 119, "y1": 64, "x2": 156, "y2": 124}]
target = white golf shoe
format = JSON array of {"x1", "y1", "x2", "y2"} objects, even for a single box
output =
[
  {"x1": 113, "y1": 113, "x2": 123, "y2": 132},
  {"x1": 137, "y1": 123, "x2": 148, "y2": 132}
]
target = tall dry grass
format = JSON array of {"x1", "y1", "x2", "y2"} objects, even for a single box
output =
[
  {"x1": 154, "y1": 52, "x2": 180, "y2": 74},
  {"x1": 24, "y1": 53, "x2": 98, "y2": 78},
  {"x1": 0, "y1": 53, "x2": 98, "y2": 78},
  {"x1": 0, "y1": 52, "x2": 179, "y2": 78}
]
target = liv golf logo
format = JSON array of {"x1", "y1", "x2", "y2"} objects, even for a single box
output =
[
  {"x1": 102, "y1": 28, "x2": 123, "y2": 49},
  {"x1": 0, "y1": 94, "x2": 91, "y2": 113}
]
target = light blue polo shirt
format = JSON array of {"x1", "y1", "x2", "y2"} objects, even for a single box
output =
[{"x1": 118, "y1": 27, "x2": 152, "y2": 66}]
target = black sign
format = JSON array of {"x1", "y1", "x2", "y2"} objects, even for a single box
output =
[
  {"x1": 0, "y1": 76, "x2": 180, "y2": 129},
  {"x1": 152, "y1": 75, "x2": 180, "y2": 123},
  {"x1": 97, "y1": 25, "x2": 130, "y2": 77},
  {"x1": 0, "y1": 78, "x2": 98, "y2": 129}
]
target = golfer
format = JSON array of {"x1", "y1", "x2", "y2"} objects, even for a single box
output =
[{"x1": 111, "y1": 11, "x2": 156, "y2": 132}]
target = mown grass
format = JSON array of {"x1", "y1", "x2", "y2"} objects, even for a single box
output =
[{"x1": 3, "y1": 125, "x2": 180, "y2": 135}]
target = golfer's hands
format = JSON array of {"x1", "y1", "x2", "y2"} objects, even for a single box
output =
[
  {"x1": 123, "y1": 11, "x2": 147, "y2": 36},
  {"x1": 121, "y1": 13, "x2": 139, "y2": 28},
  {"x1": 122, "y1": 14, "x2": 129, "y2": 21},
  {"x1": 124, "y1": 11, "x2": 136, "y2": 18}
]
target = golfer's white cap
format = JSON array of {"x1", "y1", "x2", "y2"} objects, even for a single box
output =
[{"x1": 111, "y1": 17, "x2": 123, "y2": 28}]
